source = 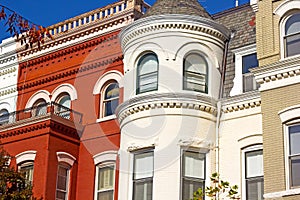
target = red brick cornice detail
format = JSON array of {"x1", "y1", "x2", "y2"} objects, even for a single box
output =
[
  {"x1": 0, "y1": 121, "x2": 50, "y2": 139},
  {"x1": 19, "y1": 33, "x2": 119, "y2": 69},
  {"x1": 17, "y1": 55, "x2": 123, "y2": 91}
]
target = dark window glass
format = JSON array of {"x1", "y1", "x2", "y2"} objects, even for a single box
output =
[
  {"x1": 242, "y1": 53, "x2": 258, "y2": 74},
  {"x1": 103, "y1": 82, "x2": 119, "y2": 117},
  {"x1": 0, "y1": 109, "x2": 9, "y2": 125},
  {"x1": 284, "y1": 13, "x2": 300, "y2": 57},
  {"x1": 289, "y1": 125, "x2": 300, "y2": 187}
]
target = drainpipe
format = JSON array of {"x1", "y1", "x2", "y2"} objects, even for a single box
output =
[{"x1": 215, "y1": 30, "x2": 235, "y2": 190}]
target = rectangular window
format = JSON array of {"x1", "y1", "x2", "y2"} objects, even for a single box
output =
[
  {"x1": 181, "y1": 150, "x2": 205, "y2": 200},
  {"x1": 288, "y1": 124, "x2": 300, "y2": 187},
  {"x1": 242, "y1": 53, "x2": 259, "y2": 92},
  {"x1": 245, "y1": 150, "x2": 264, "y2": 200},
  {"x1": 19, "y1": 162, "x2": 34, "y2": 186},
  {"x1": 96, "y1": 163, "x2": 115, "y2": 200},
  {"x1": 56, "y1": 165, "x2": 70, "y2": 200},
  {"x1": 133, "y1": 151, "x2": 153, "y2": 200}
]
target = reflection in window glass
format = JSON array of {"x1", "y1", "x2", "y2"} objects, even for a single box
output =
[
  {"x1": 245, "y1": 150, "x2": 264, "y2": 200},
  {"x1": 103, "y1": 83, "x2": 119, "y2": 117},
  {"x1": 0, "y1": 109, "x2": 9, "y2": 125},
  {"x1": 96, "y1": 164, "x2": 115, "y2": 200},
  {"x1": 183, "y1": 54, "x2": 208, "y2": 93},
  {"x1": 182, "y1": 150, "x2": 205, "y2": 200},
  {"x1": 284, "y1": 13, "x2": 300, "y2": 57},
  {"x1": 288, "y1": 125, "x2": 300, "y2": 187},
  {"x1": 137, "y1": 53, "x2": 158, "y2": 94}
]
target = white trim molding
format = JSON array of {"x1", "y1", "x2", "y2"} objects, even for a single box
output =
[
  {"x1": 25, "y1": 90, "x2": 51, "y2": 109},
  {"x1": 56, "y1": 152, "x2": 76, "y2": 166},
  {"x1": 93, "y1": 151, "x2": 118, "y2": 165},
  {"x1": 93, "y1": 70, "x2": 123, "y2": 95},
  {"x1": 15, "y1": 150, "x2": 37, "y2": 164},
  {"x1": 51, "y1": 83, "x2": 78, "y2": 101},
  {"x1": 274, "y1": 0, "x2": 300, "y2": 17},
  {"x1": 279, "y1": 104, "x2": 300, "y2": 123},
  {"x1": 264, "y1": 188, "x2": 300, "y2": 199},
  {"x1": 230, "y1": 44, "x2": 257, "y2": 96}
]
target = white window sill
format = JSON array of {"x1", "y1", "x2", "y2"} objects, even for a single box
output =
[
  {"x1": 96, "y1": 115, "x2": 116, "y2": 123},
  {"x1": 264, "y1": 188, "x2": 300, "y2": 198}
]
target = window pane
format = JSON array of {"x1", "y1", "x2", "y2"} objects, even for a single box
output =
[
  {"x1": 138, "y1": 54, "x2": 158, "y2": 75},
  {"x1": 246, "y1": 177, "x2": 264, "y2": 200},
  {"x1": 184, "y1": 152, "x2": 205, "y2": 179},
  {"x1": 104, "y1": 99, "x2": 119, "y2": 116},
  {"x1": 58, "y1": 95, "x2": 71, "y2": 108},
  {"x1": 56, "y1": 191, "x2": 66, "y2": 200},
  {"x1": 134, "y1": 152, "x2": 153, "y2": 180},
  {"x1": 98, "y1": 166, "x2": 114, "y2": 190},
  {"x1": 242, "y1": 53, "x2": 258, "y2": 74},
  {"x1": 182, "y1": 179, "x2": 204, "y2": 200},
  {"x1": 184, "y1": 54, "x2": 207, "y2": 74},
  {"x1": 133, "y1": 180, "x2": 152, "y2": 200},
  {"x1": 97, "y1": 190, "x2": 113, "y2": 200},
  {"x1": 286, "y1": 33, "x2": 300, "y2": 57},
  {"x1": 246, "y1": 150, "x2": 263, "y2": 178},
  {"x1": 137, "y1": 53, "x2": 158, "y2": 94},
  {"x1": 289, "y1": 125, "x2": 300, "y2": 155},
  {"x1": 19, "y1": 162, "x2": 34, "y2": 186},
  {"x1": 285, "y1": 13, "x2": 300, "y2": 35},
  {"x1": 105, "y1": 83, "x2": 119, "y2": 99},
  {"x1": 291, "y1": 158, "x2": 300, "y2": 187},
  {"x1": 0, "y1": 109, "x2": 9, "y2": 125}
]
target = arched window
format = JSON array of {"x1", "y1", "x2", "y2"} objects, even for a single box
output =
[
  {"x1": 55, "y1": 93, "x2": 71, "y2": 119},
  {"x1": 32, "y1": 99, "x2": 47, "y2": 117},
  {"x1": 102, "y1": 82, "x2": 119, "y2": 117},
  {"x1": 284, "y1": 13, "x2": 300, "y2": 57},
  {"x1": 0, "y1": 109, "x2": 9, "y2": 125},
  {"x1": 137, "y1": 53, "x2": 158, "y2": 94},
  {"x1": 183, "y1": 53, "x2": 208, "y2": 93},
  {"x1": 19, "y1": 161, "x2": 34, "y2": 186}
]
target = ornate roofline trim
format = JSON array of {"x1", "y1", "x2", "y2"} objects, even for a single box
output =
[
  {"x1": 17, "y1": 55, "x2": 123, "y2": 91},
  {"x1": 0, "y1": 87, "x2": 17, "y2": 98},
  {"x1": 120, "y1": 14, "x2": 231, "y2": 50},
  {"x1": 116, "y1": 93, "x2": 217, "y2": 124}
]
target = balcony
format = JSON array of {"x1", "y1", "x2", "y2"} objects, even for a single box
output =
[{"x1": 0, "y1": 102, "x2": 83, "y2": 141}]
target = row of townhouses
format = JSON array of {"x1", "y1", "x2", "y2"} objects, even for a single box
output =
[{"x1": 0, "y1": 0, "x2": 299, "y2": 199}]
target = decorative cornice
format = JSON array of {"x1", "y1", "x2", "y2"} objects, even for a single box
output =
[
  {"x1": 221, "y1": 91, "x2": 261, "y2": 113},
  {"x1": 0, "y1": 87, "x2": 17, "y2": 97},
  {"x1": 0, "y1": 55, "x2": 17, "y2": 65},
  {"x1": 120, "y1": 14, "x2": 231, "y2": 50},
  {"x1": 116, "y1": 93, "x2": 218, "y2": 124},
  {"x1": 19, "y1": 33, "x2": 119, "y2": 69},
  {"x1": 0, "y1": 67, "x2": 17, "y2": 77},
  {"x1": 17, "y1": 55, "x2": 123, "y2": 91}
]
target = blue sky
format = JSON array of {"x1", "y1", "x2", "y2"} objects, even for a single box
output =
[{"x1": 0, "y1": 0, "x2": 249, "y2": 42}]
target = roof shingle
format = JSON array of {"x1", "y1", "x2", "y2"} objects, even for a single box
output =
[{"x1": 143, "y1": 0, "x2": 212, "y2": 19}]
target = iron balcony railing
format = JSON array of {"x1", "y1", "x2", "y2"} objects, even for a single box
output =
[{"x1": 0, "y1": 102, "x2": 82, "y2": 126}]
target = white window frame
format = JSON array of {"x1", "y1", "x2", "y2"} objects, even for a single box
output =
[
  {"x1": 241, "y1": 145, "x2": 263, "y2": 200},
  {"x1": 136, "y1": 52, "x2": 159, "y2": 95},
  {"x1": 132, "y1": 149, "x2": 154, "y2": 200},
  {"x1": 15, "y1": 150, "x2": 37, "y2": 187},
  {"x1": 93, "y1": 70, "x2": 123, "y2": 123},
  {"x1": 274, "y1": 0, "x2": 300, "y2": 60},
  {"x1": 56, "y1": 163, "x2": 71, "y2": 200},
  {"x1": 180, "y1": 148, "x2": 207, "y2": 200},
  {"x1": 230, "y1": 44, "x2": 257, "y2": 96},
  {"x1": 100, "y1": 81, "x2": 119, "y2": 119},
  {"x1": 93, "y1": 151, "x2": 118, "y2": 200},
  {"x1": 95, "y1": 162, "x2": 116, "y2": 200}
]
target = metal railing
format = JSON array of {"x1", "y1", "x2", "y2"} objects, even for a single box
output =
[{"x1": 0, "y1": 102, "x2": 82, "y2": 126}]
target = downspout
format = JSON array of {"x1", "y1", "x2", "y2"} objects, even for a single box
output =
[{"x1": 216, "y1": 30, "x2": 235, "y2": 182}]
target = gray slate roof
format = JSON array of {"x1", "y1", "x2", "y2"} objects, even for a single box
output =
[{"x1": 143, "y1": 0, "x2": 212, "y2": 19}]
